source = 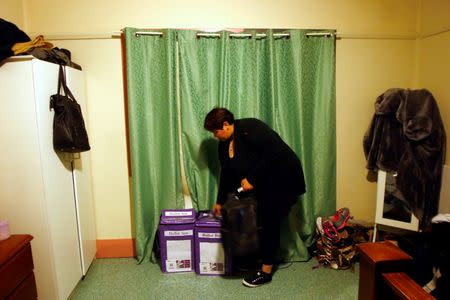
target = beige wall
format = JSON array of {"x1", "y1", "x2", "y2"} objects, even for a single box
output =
[
  {"x1": 1, "y1": 0, "x2": 24, "y2": 27},
  {"x1": 336, "y1": 38, "x2": 416, "y2": 218},
  {"x1": 21, "y1": 0, "x2": 418, "y2": 36},
  {"x1": 2, "y1": 0, "x2": 425, "y2": 239},
  {"x1": 419, "y1": 0, "x2": 450, "y2": 36},
  {"x1": 52, "y1": 38, "x2": 133, "y2": 238},
  {"x1": 418, "y1": 0, "x2": 450, "y2": 163}
]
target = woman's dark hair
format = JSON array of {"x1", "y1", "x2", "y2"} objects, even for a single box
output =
[{"x1": 204, "y1": 107, "x2": 235, "y2": 131}]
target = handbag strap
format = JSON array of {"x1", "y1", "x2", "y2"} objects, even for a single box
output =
[
  {"x1": 57, "y1": 64, "x2": 64, "y2": 95},
  {"x1": 57, "y1": 64, "x2": 77, "y2": 101}
]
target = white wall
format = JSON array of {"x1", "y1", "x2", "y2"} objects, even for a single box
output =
[{"x1": 2, "y1": 0, "x2": 422, "y2": 239}]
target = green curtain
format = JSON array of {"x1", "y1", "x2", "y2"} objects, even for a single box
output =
[
  {"x1": 124, "y1": 28, "x2": 184, "y2": 262},
  {"x1": 125, "y1": 28, "x2": 335, "y2": 262},
  {"x1": 178, "y1": 29, "x2": 336, "y2": 261}
]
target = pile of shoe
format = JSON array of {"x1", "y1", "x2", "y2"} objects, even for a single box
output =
[{"x1": 314, "y1": 208, "x2": 356, "y2": 270}]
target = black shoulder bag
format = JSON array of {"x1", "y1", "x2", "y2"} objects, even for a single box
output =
[{"x1": 50, "y1": 65, "x2": 90, "y2": 152}]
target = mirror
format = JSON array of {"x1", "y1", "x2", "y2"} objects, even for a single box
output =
[{"x1": 373, "y1": 170, "x2": 419, "y2": 241}]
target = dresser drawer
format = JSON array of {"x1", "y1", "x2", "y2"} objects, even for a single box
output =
[
  {"x1": 0, "y1": 243, "x2": 34, "y2": 298},
  {"x1": 7, "y1": 272, "x2": 37, "y2": 300}
]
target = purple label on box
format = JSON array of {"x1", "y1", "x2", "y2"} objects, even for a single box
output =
[{"x1": 160, "y1": 208, "x2": 196, "y2": 224}]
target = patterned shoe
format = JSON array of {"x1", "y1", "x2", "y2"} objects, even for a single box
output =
[
  {"x1": 316, "y1": 216, "x2": 324, "y2": 235},
  {"x1": 329, "y1": 207, "x2": 350, "y2": 230},
  {"x1": 322, "y1": 219, "x2": 340, "y2": 244},
  {"x1": 242, "y1": 271, "x2": 272, "y2": 287}
]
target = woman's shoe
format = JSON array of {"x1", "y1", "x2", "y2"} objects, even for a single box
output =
[
  {"x1": 316, "y1": 216, "x2": 324, "y2": 235},
  {"x1": 322, "y1": 219, "x2": 340, "y2": 244},
  {"x1": 242, "y1": 270, "x2": 272, "y2": 287},
  {"x1": 329, "y1": 207, "x2": 350, "y2": 230}
]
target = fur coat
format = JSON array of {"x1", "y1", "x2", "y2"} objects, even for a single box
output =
[{"x1": 363, "y1": 88, "x2": 446, "y2": 229}]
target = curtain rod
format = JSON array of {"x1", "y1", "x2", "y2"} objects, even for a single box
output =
[
  {"x1": 36, "y1": 27, "x2": 450, "y2": 41},
  {"x1": 195, "y1": 32, "x2": 294, "y2": 38},
  {"x1": 135, "y1": 31, "x2": 164, "y2": 37},
  {"x1": 132, "y1": 31, "x2": 418, "y2": 40},
  {"x1": 134, "y1": 31, "x2": 295, "y2": 38},
  {"x1": 133, "y1": 31, "x2": 333, "y2": 38},
  {"x1": 132, "y1": 31, "x2": 417, "y2": 39}
]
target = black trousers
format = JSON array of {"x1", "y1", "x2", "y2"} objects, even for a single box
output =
[{"x1": 257, "y1": 193, "x2": 297, "y2": 266}]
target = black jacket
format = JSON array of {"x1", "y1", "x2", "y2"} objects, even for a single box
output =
[{"x1": 217, "y1": 118, "x2": 306, "y2": 213}]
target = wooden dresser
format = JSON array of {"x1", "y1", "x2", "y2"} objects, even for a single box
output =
[
  {"x1": 357, "y1": 241, "x2": 435, "y2": 300},
  {"x1": 0, "y1": 234, "x2": 37, "y2": 299}
]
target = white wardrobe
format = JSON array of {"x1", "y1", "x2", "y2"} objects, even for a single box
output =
[{"x1": 0, "y1": 57, "x2": 96, "y2": 300}]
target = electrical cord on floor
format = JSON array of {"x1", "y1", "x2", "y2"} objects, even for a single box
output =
[{"x1": 276, "y1": 261, "x2": 293, "y2": 270}]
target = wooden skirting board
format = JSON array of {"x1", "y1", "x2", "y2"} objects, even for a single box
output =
[{"x1": 96, "y1": 239, "x2": 136, "y2": 258}]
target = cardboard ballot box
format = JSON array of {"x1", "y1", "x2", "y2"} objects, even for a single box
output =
[
  {"x1": 194, "y1": 211, "x2": 231, "y2": 276},
  {"x1": 158, "y1": 209, "x2": 196, "y2": 273}
]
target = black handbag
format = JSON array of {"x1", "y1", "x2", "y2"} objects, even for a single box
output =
[
  {"x1": 50, "y1": 65, "x2": 90, "y2": 153},
  {"x1": 221, "y1": 191, "x2": 259, "y2": 256}
]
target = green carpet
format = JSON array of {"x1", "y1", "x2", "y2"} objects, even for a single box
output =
[{"x1": 70, "y1": 258, "x2": 359, "y2": 300}]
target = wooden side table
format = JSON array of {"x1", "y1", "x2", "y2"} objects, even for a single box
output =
[
  {"x1": 0, "y1": 234, "x2": 37, "y2": 299},
  {"x1": 357, "y1": 241, "x2": 413, "y2": 300}
]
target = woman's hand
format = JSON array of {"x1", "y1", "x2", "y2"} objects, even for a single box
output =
[
  {"x1": 241, "y1": 178, "x2": 254, "y2": 191},
  {"x1": 213, "y1": 203, "x2": 222, "y2": 216}
]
